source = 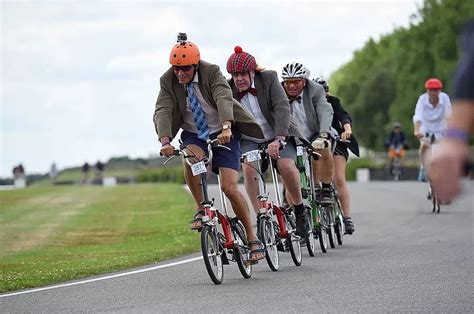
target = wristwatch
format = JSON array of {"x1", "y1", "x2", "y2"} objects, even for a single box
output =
[
  {"x1": 319, "y1": 132, "x2": 328, "y2": 138},
  {"x1": 222, "y1": 124, "x2": 230, "y2": 130}
]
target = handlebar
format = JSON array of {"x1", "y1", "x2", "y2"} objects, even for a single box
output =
[
  {"x1": 240, "y1": 140, "x2": 286, "y2": 163},
  {"x1": 162, "y1": 139, "x2": 231, "y2": 166}
]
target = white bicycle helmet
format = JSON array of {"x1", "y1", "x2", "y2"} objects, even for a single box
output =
[{"x1": 282, "y1": 62, "x2": 310, "y2": 80}]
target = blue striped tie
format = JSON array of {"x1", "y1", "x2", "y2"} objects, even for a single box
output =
[{"x1": 186, "y1": 83, "x2": 209, "y2": 141}]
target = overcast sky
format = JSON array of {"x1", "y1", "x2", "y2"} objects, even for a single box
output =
[{"x1": 1, "y1": 0, "x2": 420, "y2": 177}]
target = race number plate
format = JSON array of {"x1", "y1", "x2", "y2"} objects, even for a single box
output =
[
  {"x1": 246, "y1": 150, "x2": 261, "y2": 162},
  {"x1": 297, "y1": 146, "x2": 304, "y2": 156},
  {"x1": 191, "y1": 161, "x2": 207, "y2": 176}
]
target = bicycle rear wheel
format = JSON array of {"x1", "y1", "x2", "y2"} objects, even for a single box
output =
[
  {"x1": 201, "y1": 225, "x2": 224, "y2": 284},
  {"x1": 286, "y1": 210, "x2": 302, "y2": 266},
  {"x1": 258, "y1": 215, "x2": 279, "y2": 271},
  {"x1": 232, "y1": 220, "x2": 252, "y2": 278}
]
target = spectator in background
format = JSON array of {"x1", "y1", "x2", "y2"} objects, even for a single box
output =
[
  {"x1": 81, "y1": 162, "x2": 90, "y2": 184},
  {"x1": 13, "y1": 163, "x2": 25, "y2": 179},
  {"x1": 49, "y1": 162, "x2": 58, "y2": 183},
  {"x1": 429, "y1": 19, "x2": 474, "y2": 202},
  {"x1": 95, "y1": 160, "x2": 105, "y2": 181}
]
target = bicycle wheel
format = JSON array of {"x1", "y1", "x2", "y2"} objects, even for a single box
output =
[
  {"x1": 314, "y1": 207, "x2": 328, "y2": 253},
  {"x1": 258, "y1": 215, "x2": 279, "y2": 271},
  {"x1": 304, "y1": 205, "x2": 316, "y2": 257},
  {"x1": 323, "y1": 205, "x2": 336, "y2": 249},
  {"x1": 201, "y1": 225, "x2": 224, "y2": 284},
  {"x1": 333, "y1": 197, "x2": 344, "y2": 246},
  {"x1": 286, "y1": 210, "x2": 302, "y2": 266},
  {"x1": 232, "y1": 220, "x2": 252, "y2": 279}
]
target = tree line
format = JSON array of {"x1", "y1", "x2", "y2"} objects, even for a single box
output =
[{"x1": 330, "y1": 0, "x2": 474, "y2": 151}]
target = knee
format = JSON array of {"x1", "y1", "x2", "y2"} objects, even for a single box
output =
[
  {"x1": 278, "y1": 159, "x2": 298, "y2": 176},
  {"x1": 222, "y1": 185, "x2": 239, "y2": 199},
  {"x1": 334, "y1": 176, "x2": 346, "y2": 189}
]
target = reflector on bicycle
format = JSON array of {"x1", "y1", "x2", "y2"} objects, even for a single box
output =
[
  {"x1": 296, "y1": 146, "x2": 304, "y2": 156},
  {"x1": 191, "y1": 161, "x2": 207, "y2": 176}
]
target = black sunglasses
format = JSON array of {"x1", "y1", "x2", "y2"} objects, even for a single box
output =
[{"x1": 173, "y1": 65, "x2": 194, "y2": 72}]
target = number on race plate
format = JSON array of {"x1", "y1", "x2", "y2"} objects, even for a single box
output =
[
  {"x1": 297, "y1": 146, "x2": 304, "y2": 156},
  {"x1": 246, "y1": 150, "x2": 261, "y2": 162},
  {"x1": 191, "y1": 161, "x2": 207, "y2": 176}
]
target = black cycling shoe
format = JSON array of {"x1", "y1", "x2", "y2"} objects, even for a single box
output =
[
  {"x1": 294, "y1": 207, "x2": 309, "y2": 237},
  {"x1": 343, "y1": 217, "x2": 354, "y2": 235}
]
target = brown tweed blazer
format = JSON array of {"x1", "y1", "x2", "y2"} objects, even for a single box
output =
[{"x1": 153, "y1": 60, "x2": 264, "y2": 140}]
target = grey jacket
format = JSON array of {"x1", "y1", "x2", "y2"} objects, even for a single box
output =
[
  {"x1": 299, "y1": 79, "x2": 334, "y2": 138},
  {"x1": 228, "y1": 70, "x2": 304, "y2": 139},
  {"x1": 153, "y1": 60, "x2": 264, "y2": 140}
]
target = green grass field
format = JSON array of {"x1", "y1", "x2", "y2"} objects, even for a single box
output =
[{"x1": 0, "y1": 184, "x2": 199, "y2": 292}]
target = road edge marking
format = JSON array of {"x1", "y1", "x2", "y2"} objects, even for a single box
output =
[{"x1": 0, "y1": 256, "x2": 202, "y2": 298}]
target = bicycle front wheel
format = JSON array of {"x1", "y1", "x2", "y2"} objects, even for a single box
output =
[
  {"x1": 286, "y1": 211, "x2": 302, "y2": 266},
  {"x1": 201, "y1": 225, "x2": 224, "y2": 284},
  {"x1": 232, "y1": 220, "x2": 252, "y2": 279},
  {"x1": 334, "y1": 197, "x2": 344, "y2": 246},
  {"x1": 325, "y1": 205, "x2": 336, "y2": 249},
  {"x1": 258, "y1": 216, "x2": 279, "y2": 271},
  {"x1": 305, "y1": 205, "x2": 316, "y2": 257}
]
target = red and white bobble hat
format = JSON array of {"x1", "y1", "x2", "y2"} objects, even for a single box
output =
[{"x1": 226, "y1": 46, "x2": 257, "y2": 74}]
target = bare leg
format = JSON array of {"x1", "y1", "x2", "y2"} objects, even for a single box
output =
[
  {"x1": 333, "y1": 155, "x2": 351, "y2": 218},
  {"x1": 220, "y1": 167, "x2": 264, "y2": 261},
  {"x1": 242, "y1": 163, "x2": 262, "y2": 215},
  {"x1": 276, "y1": 158, "x2": 302, "y2": 204},
  {"x1": 183, "y1": 144, "x2": 206, "y2": 210},
  {"x1": 316, "y1": 147, "x2": 334, "y2": 185}
]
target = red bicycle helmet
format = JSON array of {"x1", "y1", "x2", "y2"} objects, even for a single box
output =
[{"x1": 424, "y1": 78, "x2": 443, "y2": 89}]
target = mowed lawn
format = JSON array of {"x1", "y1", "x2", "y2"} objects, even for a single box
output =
[{"x1": 0, "y1": 183, "x2": 199, "y2": 292}]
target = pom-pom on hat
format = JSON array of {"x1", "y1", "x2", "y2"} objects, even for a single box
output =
[{"x1": 226, "y1": 46, "x2": 257, "y2": 74}]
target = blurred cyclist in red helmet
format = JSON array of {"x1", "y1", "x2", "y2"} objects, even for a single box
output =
[{"x1": 413, "y1": 77, "x2": 452, "y2": 182}]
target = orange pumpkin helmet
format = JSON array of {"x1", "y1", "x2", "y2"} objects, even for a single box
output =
[{"x1": 169, "y1": 32, "x2": 200, "y2": 66}]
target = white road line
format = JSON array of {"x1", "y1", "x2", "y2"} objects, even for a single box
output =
[{"x1": 0, "y1": 256, "x2": 202, "y2": 298}]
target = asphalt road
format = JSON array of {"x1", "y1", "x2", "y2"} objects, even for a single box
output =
[{"x1": 1, "y1": 181, "x2": 473, "y2": 313}]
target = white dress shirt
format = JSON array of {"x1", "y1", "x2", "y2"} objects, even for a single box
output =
[{"x1": 412, "y1": 92, "x2": 452, "y2": 136}]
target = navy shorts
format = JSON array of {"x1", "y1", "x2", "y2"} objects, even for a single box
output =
[{"x1": 180, "y1": 129, "x2": 242, "y2": 173}]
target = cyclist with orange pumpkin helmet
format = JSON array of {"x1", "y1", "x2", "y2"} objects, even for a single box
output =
[
  {"x1": 412, "y1": 77, "x2": 452, "y2": 181},
  {"x1": 154, "y1": 33, "x2": 266, "y2": 263}
]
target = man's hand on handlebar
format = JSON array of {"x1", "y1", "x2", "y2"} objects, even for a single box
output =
[
  {"x1": 217, "y1": 128, "x2": 232, "y2": 145},
  {"x1": 160, "y1": 143, "x2": 175, "y2": 157}
]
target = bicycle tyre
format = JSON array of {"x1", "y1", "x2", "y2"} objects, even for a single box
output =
[
  {"x1": 286, "y1": 211, "x2": 302, "y2": 266},
  {"x1": 334, "y1": 197, "x2": 344, "y2": 245},
  {"x1": 232, "y1": 221, "x2": 252, "y2": 279},
  {"x1": 201, "y1": 225, "x2": 224, "y2": 284},
  {"x1": 304, "y1": 205, "x2": 316, "y2": 257},
  {"x1": 258, "y1": 216, "x2": 279, "y2": 271},
  {"x1": 323, "y1": 205, "x2": 336, "y2": 249}
]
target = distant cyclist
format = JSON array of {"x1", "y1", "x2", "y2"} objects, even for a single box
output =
[
  {"x1": 385, "y1": 122, "x2": 407, "y2": 173},
  {"x1": 412, "y1": 78, "x2": 452, "y2": 181},
  {"x1": 314, "y1": 77, "x2": 359, "y2": 234}
]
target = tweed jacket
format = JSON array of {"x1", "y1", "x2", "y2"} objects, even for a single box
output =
[
  {"x1": 153, "y1": 60, "x2": 264, "y2": 140},
  {"x1": 228, "y1": 70, "x2": 304, "y2": 139},
  {"x1": 298, "y1": 79, "x2": 334, "y2": 139}
]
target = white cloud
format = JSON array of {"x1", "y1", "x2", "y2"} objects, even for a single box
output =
[{"x1": 1, "y1": 0, "x2": 420, "y2": 177}]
